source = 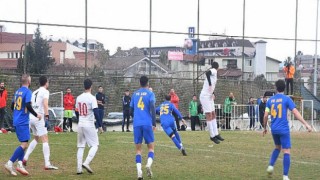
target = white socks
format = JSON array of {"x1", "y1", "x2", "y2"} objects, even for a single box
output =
[
  {"x1": 84, "y1": 146, "x2": 98, "y2": 165},
  {"x1": 136, "y1": 163, "x2": 142, "y2": 172},
  {"x1": 77, "y1": 147, "x2": 85, "y2": 169},
  {"x1": 43, "y1": 142, "x2": 51, "y2": 167},
  {"x1": 24, "y1": 139, "x2": 38, "y2": 161},
  {"x1": 146, "y1": 157, "x2": 153, "y2": 168},
  {"x1": 212, "y1": 119, "x2": 219, "y2": 136},
  {"x1": 207, "y1": 121, "x2": 215, "y2": 138}
]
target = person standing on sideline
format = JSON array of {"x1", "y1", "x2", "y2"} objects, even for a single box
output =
[
  {"x1": 0, "y1": 81, "x2": 10, "y2": 130},
  {"x1": 130, "y1": 76, "x2": 156, "y2": 180},
  {"x1": 4, "y1": 74, "x2": 41, "y2": 176},
  {"x1": 23, "y1": 76, "x2": 58, "y2": 170},
  {"x1": 247, "y1": 97, "x2": 256, "y2": 130},
  {"x1": 199, "y1": 61, "x2": 224, "y2": 144},
  {"x1": 63, "y1": 88, "x2": 75, "y2": 132},
  {"x1": 96, "y1": 86, "x2": 105, "y2": 133},
  {"x1": 189, "y1": 95, "x2": 200, "y2": 131},
  {"x1": 122, "y1": 89, "x2": 131, "y2": 132},
  {"x1": 283, "y1": 62, "x2": 295, "y2": 95},
  {"x1": 76, "y1": 79, "x2": 101, "y2": 174},
  {"x1": 223, "y1": 92, "x2": 236, "y2": 130},
  {"x1": 263, "y1": 79, "x2": 312, "y2": 180},
  {"x1": 169, "y1": 89, "x2": 180, "y2": 131},
  {"x1": 259, "y1": 96, "x2": 267, "y2": 128}
]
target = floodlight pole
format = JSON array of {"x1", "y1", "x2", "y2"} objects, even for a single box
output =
[
  {"x1": 241, "y1": 0, "x2": 246, "y2": 104},
  {"x1": 24, "y1": 0, "x2": 27, "y2": 74},
  {"x1": 294, "y1": 0, "x2": 298, "y2": 70},
  {"x1": 85, "y1": 0, "x2": 88, "y2": 77},
  {"x1": 196, "y1": 0, "x2": 200, "y2": 95},
  {"x1": 149, "y1": 0, "x2": 152, "y2": 75},
  {"x1": 314, "y1": 0, "x2": 319, "y2": 96}
]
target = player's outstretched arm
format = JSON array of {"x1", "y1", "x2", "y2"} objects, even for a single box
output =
[
  {"x1": 292, "y1": 108, "x2": 312, "y2": 132},
  {"x1": 26, "y1": 102, "x2": 41, "y2": 120}
]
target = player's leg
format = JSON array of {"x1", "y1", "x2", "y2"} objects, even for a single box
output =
[
  {"x1": 163, "y1": 125, "x2": 181, "y2": 149},
  {"x1": 144, "y1": 125, "x2": 155, "y2": 178},
  {"x1": 68, "y1": 110, "x2": 73, "y2": 132},
  {"x1": 63, "y1": 110, "x2": 68, "y2": 131},
  {"x1": 23, "y1": 121, "x2": 38, "y2": 166},
  {"x1": 190, "y1": 116, "x2": 195, "y2": 131},
  {"x1": 0, "y1": 107, "x2": 4, "y2": 129},
  {"x1": 126, "y1": 111, "x2": 130, "y2": 132},
  {"x1": 134, "y1": 126, "x2": 143, "y2": 179},
  {"x1": 289, "y1": 79, "x2": 293, "y2": 95},
  {"x1": 174, "y1": 113, "x2": 180, "y2": 131},
  {"x1": 122, "y1": 111, "x2": 126, "y2": 132},
  {"x1": 285, "y1": 79, "x2": 289, "y2": 95},
  {"x1": 200, "y1": 95, "x2": 216, "y2": 143},
  {"x1": 212, "y1": 111, "x2": 224, "y2": 141},
  {"x1": 82, "y1": 127, "x2": 99, "y2": 173},
  {"x1": 76, "y1": 127, "x2": 86, "y2": 174},
  {"x1": 267, "y1": 134, "x2": 282, "y2": 176},
  {"x1": 280, "y1": 133, "x2": 291, "y2": 180}
]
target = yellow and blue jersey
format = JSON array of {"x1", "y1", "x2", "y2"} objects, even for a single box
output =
[
  {"x1": 130, "y1": 88, "x2": 156, "y2": 127},
  {"x1": 12, "y1": 86, "x2": 32, "y2": 126},
  {"x1": 266, "y1": 94, "x2": 296, "y2": 134},
  {"x1": 156, "y1": 101, "x2": 182, "y2": 126}
]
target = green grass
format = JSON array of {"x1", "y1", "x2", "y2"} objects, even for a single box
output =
[{"x1": 0, "y1": 131, "x2": 319, "y2": 179}]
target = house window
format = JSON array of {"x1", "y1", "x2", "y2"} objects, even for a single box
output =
[
  {"x1": 60, "y1": 50, "x2": 65, "y2": 64},
  {"x1": 7, "y1": 53, "x2": 10, "y2": 58},
  {"x1": 223, "y1": 42, "x2": 227, "y2": 47},
  {"x1": 222, "y1": 60, "x2": 228, "y2": 68},
  {"x1": 245, "y1": 59, "x2": 252, "y2": 67},
  {"x1": 16, "y1": 52, "x2": 19, "y2": 58},
  {"x1": 138, "y1": 62, "x2": 147, "y2": 72},
  {"x1": 223, "y1": 59, "x2": 237, "y2": 69},
  {"x1": 11, "y1": 52, "x2": 14, "y2": 59},
  {"x1": 214, "y1": 42, "x2": 218, "y2": 47}
]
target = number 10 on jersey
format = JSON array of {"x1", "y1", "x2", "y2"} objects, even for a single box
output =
[{"x1": 78, "y1": 103, "x2": 88, "y2": 116}]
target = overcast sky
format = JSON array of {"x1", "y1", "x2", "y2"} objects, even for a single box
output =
[{"x1": 0, "y1": 0, "x2": 319, "y2": 61}]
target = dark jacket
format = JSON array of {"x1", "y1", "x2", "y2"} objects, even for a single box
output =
[
  {"x1": 259, "y1": 101, "x2": 266, "y2": 117},
  {"x1": 123, "y1": 95, "x2": 131, "y2": 111},
  {"x1": 247, "y1": 102, "x2": 255, "y2": 117},
  {"x1": 96, "y1": 92, "x2": 106, "y2": 109}
]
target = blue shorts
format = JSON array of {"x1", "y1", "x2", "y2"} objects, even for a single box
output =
[
  {"x1": 272, "y1": 132, "x2": 291, "y2": 149},
  {"x1": 161, "y1": 121, "x2": 176, "y2": 137},
  {"x1": 134, "y1": 125, "x2": 154, "y2": 144},
  {"x1": 15, "y1": 125, "x2": 30, "y2": 142}
]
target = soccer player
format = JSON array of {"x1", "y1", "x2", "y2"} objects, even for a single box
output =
[
  {"x1": 23, "y1": 76, "x2": 58, "y2": 170},
  {"x1": 4, "y1": 74, "x2": 41, "y2": 176},
  {"x1": 156, "y1": 95, "x2": 187, "y2": 156},
  {"x1": 263, "y1": 79, "x2": 312, "y2": 180},
  {"x1": 199, "y1": 61, "x2": 224, "y2": 144},
  {"x1": 76, "y1": 79, "x2": 101, "y2": 174},
  {"x1": 130, "y1": 76, "x2": 156, "y2": 180}
]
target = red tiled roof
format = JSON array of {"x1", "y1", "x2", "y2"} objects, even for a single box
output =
[
  {"x1": 0, "y1": 32, "x2": 33, "y2": 43},
  {"x1": 0, "y1": 59, "x2": 17, "y2": 69}
]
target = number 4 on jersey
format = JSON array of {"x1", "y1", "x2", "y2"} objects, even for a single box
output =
[
  {"x1": 138, "y1": 96, "x2": 145, "y2": 110},
  {"x1": 271, "y1": 104, "x2": 282, "y2": 118}
]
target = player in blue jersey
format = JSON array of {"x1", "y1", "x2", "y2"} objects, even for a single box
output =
[
  {"x1": 263, "y1": 79, "x2": 312, "y2": 180},
  {"x1": 4, "y1": 74, "x2": 41, "y2": 176},
  {"x1": 156, "y1": 95, "x2": 187, "y2": 156},
  {"x1": 130, "y1": 76, "x2": 156, "y2": 180}
]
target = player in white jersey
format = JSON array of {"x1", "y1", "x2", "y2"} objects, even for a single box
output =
[
  {"x1": 199, "y1": 61, "x2": 224, "y2": 144},
  {"x1": 76, "y1": 79, "x2": 101, "y2": 175},
  {"x1": 23, "y1": 76, "x2": 58, "y2": 170}
]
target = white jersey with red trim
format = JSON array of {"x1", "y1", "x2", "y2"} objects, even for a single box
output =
[{"x1": 76, "y1": 92, "x2": 98, "y2": 128}]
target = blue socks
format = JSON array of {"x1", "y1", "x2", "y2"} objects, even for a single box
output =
[
  {"x1": 174, "y1": 131, "x2": 181, "y2": 144},
  {"x1": 269, "y1": 149, "x2": 280, "y2": 166},
  {"x1": 172, "y1": 137, "x2": 182, "y2": 150},
  {"x1": 283, "y1": 153, "x2": 290, "y2": 176},
  {"x1": 148, "y1": 152, "x2": 154, "y2": 160},
  {"x1": 135, "y1": 154, "x2": 142, "y2": 163},
  {"x1": 10, "y1": 146, "x2": 24, "y2": 163}
]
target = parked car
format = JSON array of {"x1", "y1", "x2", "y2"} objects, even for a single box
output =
[{"x1": 103, "y1": 112, "x2": 127, "y2": 126}]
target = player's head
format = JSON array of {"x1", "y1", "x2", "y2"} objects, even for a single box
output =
[
  {"x1": 192, "y1": 94, "x2": 197, "y2": 101},
  {"x1": 84, "y1": 79, "x2": 92, "y2": 90},
  {"x1": 0, "y1": 81, "x2": 4, "y2": 89},
  {"x1": 140, "y1": 76, "x2": 149, "y2": 87},
  {"x1": 275, "y1": 79, "x2": 286, "y2": 93},
  {"x1": 170, "y1": 89, "x2": 175, "y2": 95},
  {"x1": 165, "y1": 95, "x2": 171, "y2": 101},
  {"x1": 21, "y1": 74, "x2": 31, "y2": 86},
  {"x1": 98, "y1": 85, "x2": 103, "y2": 92},
  {"x1": 124, "y1": 89, "x2": 130, "y2": 96},
  {"x1": 211, "y1": 61, "x2": 219, "y2": 70},
  {"x1": 66, "y1": 87, "x2": 71, "y2": 94},
  {"x1": 39, "y1": 76, "x2": 48, "y2": 88}
]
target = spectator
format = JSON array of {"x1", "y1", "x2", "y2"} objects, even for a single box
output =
[
  {"x1": 122, "y1": 89, "x2": 131, "y2": 132},
  {"x1": 223, "y1": 92, "x2": 236, "y2": 130},
  {"x1": 259, "y1": 96, "x2": 267, "y2": 128},
  {"x1": 63, "y1": 87, "x2": 75, "y2": 132},
  {"x1": 189, "y1": 95, "x2": 200, "y2": 131},
  {"x1": 283, "y1": 62, "x2": 295, "y2": 95},
  {"x1": 96, "y1": 86, "x2": 105, "y2": 133},
  {"x1": 247, "y1": 97, "x2": 256, "y2": 130},
  {"x1": 170, "y1": 89, "x2": 180, "y2": 131},
  {"x1": 0, "y1": 81, "x2": 10, "y2": 130}
]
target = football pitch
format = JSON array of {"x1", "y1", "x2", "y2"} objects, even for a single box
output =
[{"x1": 1, "y1": 131, "x2": 319, "y2": 179}]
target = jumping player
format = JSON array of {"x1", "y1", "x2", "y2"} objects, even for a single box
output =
[
  {"x1": 23, "y1": 76, "x2": 58, "y2": 170},
  {"x1": 76, "y1": 79, "x2": 101, "y2": 174},
  {"x1": 130, "y1": 76, "x2": 156, "y2": 180},
  {"x1": 199, "y1": 61, "x2": 224, "y2": 144},
  {"x1": 263, "y1": 79, "x2": 312, "y2": 180},
  {"x1": 4, "y1": 74, "x2": 41, "y2": 176},
  {"x1": 156, "y1": 95, "x2": 187, "y2": 156}
]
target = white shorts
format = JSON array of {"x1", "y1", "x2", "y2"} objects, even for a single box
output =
[
  {"x1": 77, "y1": 127, "x2": 99, "y2": 148},
  {"x1": 200, "y1": 94, "x2": 215, "y2": 113},
  {"x1": 30, "y1": 118, "x2": 48, "y2": 137}
]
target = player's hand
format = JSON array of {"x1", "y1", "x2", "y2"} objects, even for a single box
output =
[
  {"x1": 152, "y1": 126, "x2": 156, "y2": 131},
  {"x1": 262, "y1": 129, "x2": 267, "y2": 137},
  {"x1": 305, "y1": 124, "x2": 312, "y2": 132},
  {"x1": 182, "y1": 119, "x2": 187, "y2": 126},
  {"x1": 98, "y1": 127, "x2": 104, "y2": 134},
  {"x1": 37, "y1": 114, "x2": 42, "y2": 120}
]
